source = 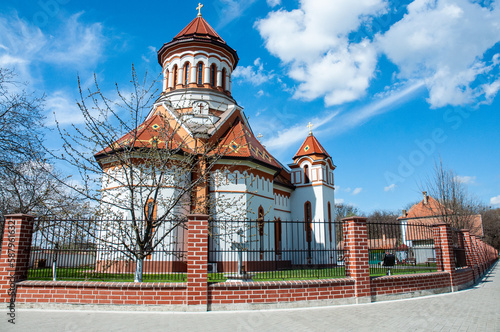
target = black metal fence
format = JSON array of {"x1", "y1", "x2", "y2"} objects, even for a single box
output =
[
  {"x1": 367, "y1": 222, "x2": 437, "y2": 276},
  {"x1": 28, "y1": 218, "x2": 187, "y2": 282},
  {"x1": 207, "y1": 220, "x2": 346, "y2": 281}
]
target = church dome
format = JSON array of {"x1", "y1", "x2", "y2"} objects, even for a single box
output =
[{"x1": 156, "y1": 12, "x2": 239, "y2": 100}]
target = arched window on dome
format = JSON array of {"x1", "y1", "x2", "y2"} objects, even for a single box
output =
[
  {"x1": 304, "y1": 165, "x2": 310, "y2": 184},
  {"x1": 197, "y1": 62, "x2": 203, "y2": 85},
  {"x1": 172, "y1": 65, "x2": 178, "y2": 88},
  {"x1": 210, "y1": 64, "x2": 217, "y2": 87},
  {"x1": 184, "y1": 62, "x2": 190, "y2": 86},
  {"x1": 221, "y1": 68, "x2": 227, "y2": 91},
  {"x1": 164, "y1": 69, "x2": 169, "y2": 90}
]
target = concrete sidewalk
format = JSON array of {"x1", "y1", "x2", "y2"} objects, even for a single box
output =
[{"x1": 2, "y1": 263, "x2": 498, "y2": 332}]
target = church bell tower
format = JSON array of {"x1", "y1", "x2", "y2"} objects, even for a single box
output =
[{"x1": 156, "y1": 4, "x2": 240, "y2": 131}]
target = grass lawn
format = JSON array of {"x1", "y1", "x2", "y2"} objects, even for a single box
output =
[
  {"x1": 28, "y1": 264, "x2": 440, "y2": 282},
  {"x1": 369, "y1": 263, "x2": 438, "y2": 277}
]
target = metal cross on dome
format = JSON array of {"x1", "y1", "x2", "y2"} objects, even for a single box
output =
[
  {"x1": 307, "y1": 122, "x2": 313, "y2": 135},
  {"x1": 197, "y1": 3, "x2": 204, "y2": 16},
  {"x1": 257, "y1": 133, "x2": 263, "y2": 142}
]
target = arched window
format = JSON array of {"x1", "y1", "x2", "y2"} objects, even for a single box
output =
[
  {"x1": 172, "y1": 65, "x2": 178, "y2": 88},
  {"x1": 210, "y1": 64, "x2": 217, "y2": 87},
  {"x1": 274, "y1": 217, "x2": 282, "y2": 255},
  {"x1": 258, "y1": 206, "x2": 265, "y2": 260},
  {"x1": 184, "y1": 62, "x2": 190, "y2": 86},
  {"x1": 304, "y1": 165, "x2": 310, "y2": 184},
  {"x1": 197, "y1": 62, "x2": 203, "y2": 85},
  {"x1": 221, "y1": 68, "x2": 227, "y2": 91},
  {"x1": 304, "y1": 201, "x2": 312, "y2": 260},
  {"x1": 304, "y1": 201, "x2": 312, "y2": 242},
  {"x1": 328, "y1": 202, "x2": 332, "y2": 242}
]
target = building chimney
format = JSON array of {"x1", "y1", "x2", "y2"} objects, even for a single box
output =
[
  {"x1": 402, "y1": 209, "x2": 407, "y2": 217},
  {"x1": 422, "y1": 191, "x2": 428, "y2": 205}
]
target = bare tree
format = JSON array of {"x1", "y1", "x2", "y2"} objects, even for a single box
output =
[
  {"x1": 335, "y1": 203, "x2": 360, "y2": 223},
  {"x1": 49, "y1": 66, "x2": 248, "y2": 281},
  {"x1": 0, "y1": 68, "x2": 45, "y2": 167},
  {"x1": 482, "y1": 208, "x2": 500, "y2": 250},
  {"x1": 422, "y1": 159, "x2": 482, "y2": 230},
  {"x1": 0, "y1": 161, "x2": 89, "y2": 218}
]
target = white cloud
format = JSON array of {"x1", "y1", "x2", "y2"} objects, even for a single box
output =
[
  {"x1": 352, "y1": 187, "x2": 363, "y2": 195},
  {"x1": 335, "y1": 198, "x2": 345, "y2": 204},
  {"x1": 256, "y1": 0, "x2": 387, "y2": 106},
  {"x1": 376, "y1": 0, "x2": 500, "y2": 108},
  {"x1": 0, "y1": 12, "x2": 105, "y2": 84},
  {"x1": 261, "y1": 79, "x2": 423, "y2": 154},
  {"x1": 384, "y1": 183, "x2": 397, "y2": 192},
  {"x1": 266, "y1": 0, "x2": 281, "y2": 7},
  {"x1": 454, "y1": 175, "x2": 476, "y2": 185},
  {"x1": 491, "y1": 195, "x2": 500, "y2": 207},
  {"x1": 232, "y1": 58, "x2": 275, "y2": 86},
  {"x1": 45, "y1": 91, "x2": 82, "y2": 126},
  {"x1": 216, "y1": 0, "x2": 257, "y2": 28},
  {"x1": 263, "y1": 111, "x2": 338, "y2": 150}
]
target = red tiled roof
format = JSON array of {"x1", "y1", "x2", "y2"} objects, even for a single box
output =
[
  {"x1": 94, "y1": 114, "x2": 189, "y2": 158},
  {"x1": 401, "y1": 194, "x2": 484, "y2": 238},
  {"x1": 403, "y1": 195, "x2": 444, "y2": 218},
  {"x1": 214, "y1": 118, "x2": 281, "y2": 170},
  {"x1": 173, "y1": 16, "x2": 226, "y2": 44},
  {"x1": 293, "y1": 134, "x2": 331, "y2": 160}
]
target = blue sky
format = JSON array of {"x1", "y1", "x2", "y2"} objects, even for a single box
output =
[{"x1": 1, "y1": 0, "x2": 499, "y2": 213}]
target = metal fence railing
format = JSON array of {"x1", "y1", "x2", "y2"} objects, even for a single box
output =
[
  {"x1": 207, "y1": 220, "x2": 346, "y2": 281},
  {"x1": 367, "y1": 222, "x2": 437, "y2": 276},
  {"x1": 28, "y1": 218, "x2": 187, "y2": 282}
]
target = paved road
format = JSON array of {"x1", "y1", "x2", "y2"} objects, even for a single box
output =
[{"x1": 2, "y1": 263, "x2": 499, "y2": 332}]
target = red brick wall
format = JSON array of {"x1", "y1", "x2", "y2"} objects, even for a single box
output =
[
  {"x1": 371, "y1": 272, "x2": 450, "y2": 297},
  {"x1": 208, "y1": 279, "x2": 355, "y2": 305},
  {"x1": 453, "y1": 268, "x2": 474, "y2": 287},
  {"x1": 15, "y1": 281, "x2": 187, "y2": 305}
]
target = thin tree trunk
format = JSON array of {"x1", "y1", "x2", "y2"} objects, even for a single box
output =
[{"x1": 134, "y1": 258, "x2": 144, "y2": 282}]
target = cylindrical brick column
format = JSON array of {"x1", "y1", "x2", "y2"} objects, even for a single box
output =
[
  {"x1": 186, "y1": 214, "x2": 208, "y2": 311},
  {"x1": 342, "y1": 216, "x2": 370, "y2": 304},
  {"x1": 0, "y1": 214, "x2": 35, "y2": 303}
]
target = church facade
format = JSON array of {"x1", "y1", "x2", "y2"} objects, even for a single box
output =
[{"x1": 95, "y1": 11, "x2": 337, "y2": 270}]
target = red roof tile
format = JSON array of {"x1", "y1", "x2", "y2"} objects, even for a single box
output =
[
  {"x1": 404, "y1": 195, "x2": 443, "y2": 218},
  {"x1": 293, "y1": 134, "x2": 331, "y2": 160},
  {"x1": 214, "y1": 118, "x2": 282, "y2": 170},
  {"x1": 173, "y1": 16, "x2": 226, "y2": 44},
  {"x1": 94, "y1": 115, "x2": 190, "y2": 159}
]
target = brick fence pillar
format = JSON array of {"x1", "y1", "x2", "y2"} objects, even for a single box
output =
[
  {"x1": 470, "y1": 235, "x2": 482, "y2": 276},
  {"x1": 477, "y1": 239, "x2": 488, "y2": 271},
  {"x1": 433, "y1": 223, "x2": 456, "y2": 290},
  {"x1": 472, "y1": 236, "x2": 485, "y2": 276},
  {"x1": 186, "y1": 214, "x2": 208, "y2": 311},
  {"x1": 343, "y1": 216, "x2": 370, "y2": 304},
  {"x1": 461, "y1": 229, "x2": 479, "y2": 281},
  {"x1": 0, "y1": 214, "x2": 35, "y2": 303}
]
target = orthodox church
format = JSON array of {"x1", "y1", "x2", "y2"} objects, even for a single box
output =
[{"x1": 96, "y1": 8, "x2": 337, "y2": 269}]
